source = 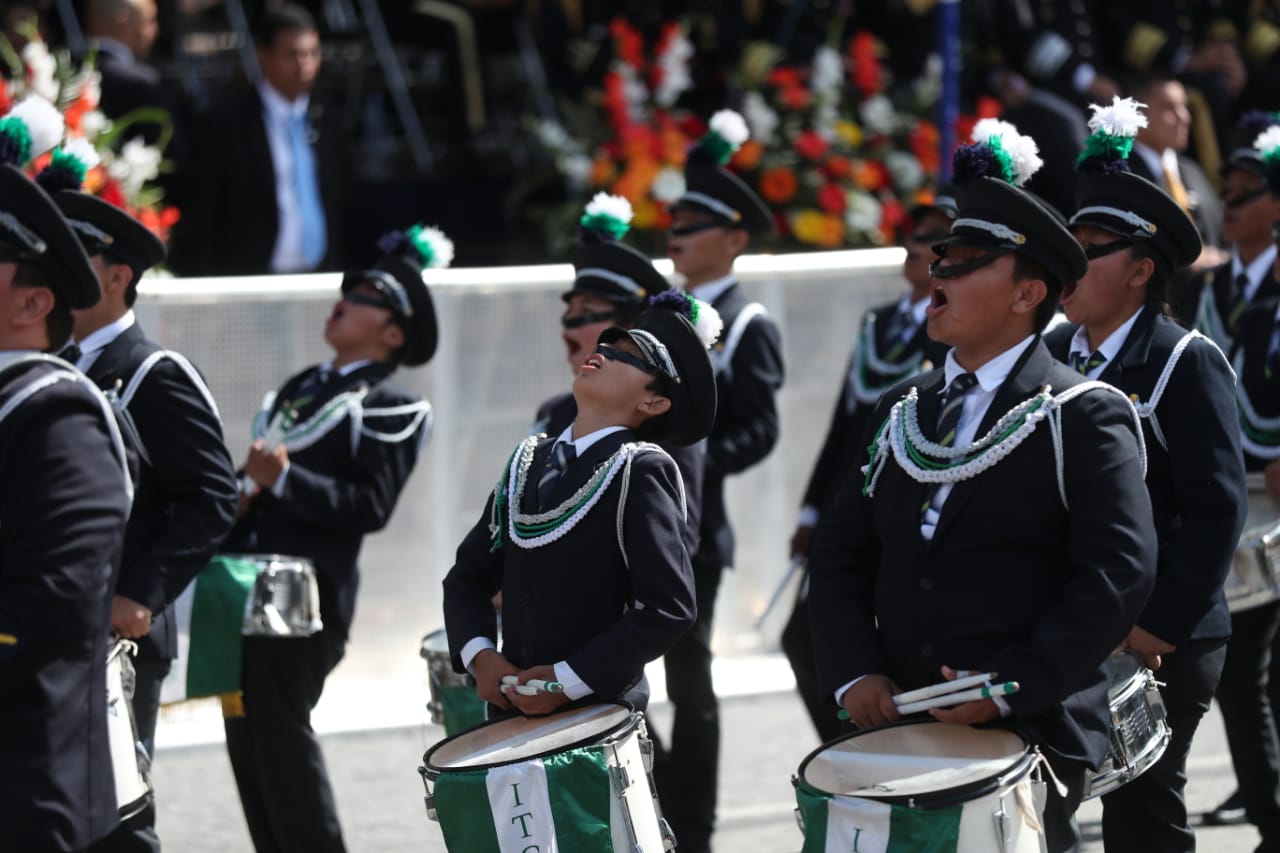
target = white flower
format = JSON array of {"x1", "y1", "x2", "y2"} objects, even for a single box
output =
[
  {"x1": 859, "y1": 95, "x2": 896, "y2": 136},
  {"x1": 914, "y1": 54, "x2": 942, "y2": 107},
  {"x1": 1087, "y1": 96, "x2": 1148, "y2": 138},
  {"x1": 654, "y1": 30, "x2": 694, "y2": 107},
  {"x1": 814, "y1": 103, "x2": 839, "y2": 141},
  {"x1": 651, "y1": 167, "x2": 686, "y2": 203},
  {"x1": 886, "y1": 151, "x2": 924, "y2": 191},
  {"x1": 812, "y1": 47, "x2": 843, "y2": 98},
  {"x1": 742, "y1": 92, "x2": 779, "y2": 144},
  {"x1": 80, "y1": 110, "x2": 110, "y2": 137},
  {"x1": 845, "y1": 190, "x2": 883, "y2": 235},
  {"x1": 558, "y1": 153, "x2": 592, "y2": 188},
  {"x1": 537, "y1": 119, "x2": 572, "y2": 151},
  {"x1": 21, "y1": 41, "x2": 58, "y2": 103},
  {"x1": 106, "y1": 137, "x2": 162, "y2": 199}
]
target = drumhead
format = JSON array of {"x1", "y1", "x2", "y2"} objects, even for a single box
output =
[
  {"x1": 425, "y1": 703, "x2": 635, "y2": 773},
  {"x1": 799, "y1": 721, "x2": 1030, "y2": 802}
]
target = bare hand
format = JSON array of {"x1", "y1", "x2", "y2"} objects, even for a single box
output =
[
  {"x1": 244, "y1": 440, "x2": 288, "y2": 489},
  {"x1": 111, "y1": 595, "x2": 152, "y2": 638},
  {"x1": 1265, "y1": 459, "x2": 1280, "y2": 500},
  {"x1": 473, "y1": 649, "x2": 520, "y2": 710},
  {"x1": 506, "y1": 664, "x2": 571, "y2": 716},
  {"x1": 790, "y1": 525, "x2": 815, "y2": 559},
  {"x1": 841, "y1": 674, "x2": 901, "y2": 729},
  {"x1": 1125, "y1": 625, "x2": 1175, "y2": 671},
  {"x1": 236, "y1": 489, "x2": 254, "y2": 519}
]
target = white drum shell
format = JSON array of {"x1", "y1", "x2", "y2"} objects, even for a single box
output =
[
  {"x1": 106, "y1": 641, "x2": 151, "y2": 819},
  {"x1": 1229, "y1": 476, "x2": 1280, "y2": 613},
  {"x1": 798, "y1": 722, "x2": 1043, "y2": 853},
  {"x1": 239, "y1": 554, "x2": 323, "y2": 637}
]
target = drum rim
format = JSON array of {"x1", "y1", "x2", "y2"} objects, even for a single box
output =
[
  {"x1": 217, "y1": 552, "x2": 316, "y2": 566},
  {"x1": 422, "y1": 702, "x2": 640, "y2": 775},
  {"x1": 795, "y1": 719, "x2": 1038, "y2": 809}
]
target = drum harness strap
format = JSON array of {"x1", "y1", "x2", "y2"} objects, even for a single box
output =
[
  {"x1": 862, "y1": 380, "x2": 1146, "y2": 511},
  {"x1": 0, "y1": 352, "x2": 133, "y2": 504},
  {"x1": 1234, "y1": 347, "x2": 1280, "y2": 460},
  {"x1": 109, "y1": 349, "x2": 222, "y2": 468},
  {"x1": 709, "y1": 301, "x2": 766, "y2": 380},
  {"x1": 847, "y1": 311, "x2": 929, "y2": 409}
]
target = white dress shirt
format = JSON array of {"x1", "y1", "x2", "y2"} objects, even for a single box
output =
[
  {"x1": 74, "y1": 310, "x2": 136, "y2": 374},
  {"x1": 460, "y1": 424, "x2": 630, "y2": 700},
  {"x1": 1066, "y1": 307, "x2": 1145, "y2": 379},
  {"x1": 1232, "y1": 244, "x2": 1279, "y2": 304},
  {"x1": 689, "y1": 273, "x2": 737, "y2": 305},
  {"x1": 258, "y1": 81, "x2": 314, "y2": 274}
]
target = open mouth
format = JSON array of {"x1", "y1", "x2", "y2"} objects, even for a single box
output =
[
  {"x1": 929, "y1": 282, "x2": 949, "y2": 310},
  {"x1": 582, "y1": 352, "x2": 604, "y2": 371}
]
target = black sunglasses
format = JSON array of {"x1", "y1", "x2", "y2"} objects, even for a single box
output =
[
  {"x1": 668, "y1": 221, "x2": 726, "y2": 238},
  {"x1": 929, "y1": 248, "x2": 1013, "y2": 280},
  {"x1": 907, "y1": 231, "x2": 950, "y2": 245},
  {"x1": 1224, "y1": 186, "x2": 1269, "y2": 209},
  {"x1": 1083, "y1": 238, "x2": 1135, "y2": 261},
  {"x1": 343, "y1": 291, "x2": 395, "y2": 311},
  {"x1": 562, "y1": 309, "x2": 618, "y2": 329},
  {"x1": 594, "y1": 343, "x2": 659, "y2": 375}
]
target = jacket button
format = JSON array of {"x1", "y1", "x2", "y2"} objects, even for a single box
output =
[
  {"x1": 919, "y1": 578, "x2": 933, "y2": 591},
  {"x1": 921, "y1": 643, "x2": 933, "y2": 657}
]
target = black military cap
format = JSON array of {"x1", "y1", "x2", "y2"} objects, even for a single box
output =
[
  {"x1": 569, "y1": 241, "x2": 670, "y2": 306},
  {"x1": 0, "y1": 164, "x2": 99, "y2": 309},
  {"x1": 674, "y1": 161, "x2": 774, "y2": 235},
  {"x1": 342, "y1": 225, "x2": 447, "y2": 367},
  {"x1": 1223, "y1": 110, "x2": 1280, "y2": 176},
  {"x1": 53, "y1": 191, "x2": 166, "y2": 276},
  {"x1": 1072, "y1": 171, "x2": 1202, "y2": 270}
]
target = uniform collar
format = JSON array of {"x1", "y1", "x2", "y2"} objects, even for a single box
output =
[
  {"x1": 1232, "y1": 244, "x2": 1278, "y2": 296},
  {"x1": 942, "y1": 334, "x2": 1036, "y2": 394},
  {"x1": 1068, "y1": 306, "x2": 1145, "y2": 362},
  {"x1": 555, "y1": 424, "x2": 629, "y2": 456},
  {"x1": 76, "y1": 309, "x2": 136, "y2": 359},
  {"x1": 688, "y1": 274, "x2": 737, "y2": 305}
]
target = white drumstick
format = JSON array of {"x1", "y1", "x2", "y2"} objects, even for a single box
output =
[
  {"x1": 892, "y1": 672, "x2": 999, "y2": 707},
  {"x1": 896, "y1": 681, "x2": 1020, "y2": 715},
  {"x1": 500, "y1": 675, "x2": 564, "y2": 695}
]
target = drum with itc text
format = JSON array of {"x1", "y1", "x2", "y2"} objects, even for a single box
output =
[
  {"x1": 420, "y1": 703, "x2": 674, "y2": 852},
  {"x1": 1227, "y1": 473, "x2": 1280, "y2": 612},
  {"x1": 1084, "y1": 650, "x2": 1170, "y2": 799},
  {"x1": 420, "y1": 629, "x2": 486, "y2": 736},
  {"x1": 794, "y1": 720, "x2": 1045, "y2": 852},
  {"x1": 106, "y1": 639, "x2": 152, "y2": 819}
]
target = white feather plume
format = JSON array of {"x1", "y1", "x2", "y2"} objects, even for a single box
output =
[
  {"x1": 1255, "y1": 125, "x2": 1280, "y2": 156},
  {"x1": 709, "y1": 109, "x2": 750, "y2": 150},
  {"x1": 418, "y1": 226, "x2": 454, "y2": 269},
  {"x1": 584, "y1": 192, "x2": 634, "y2": 226},
  {"x1": 690, "y1": 297, "x2": 723, "y2": 349},
  {"x1": 8, "y1": 96, "x2": 65, "y2": 160},
  {"x1": 970, "y1": 118, "x2": 1019, "y2": 146},
  {"x1": 62, "y1": 136, "x2": 100, "y2": 171},
  {"x1": 970, "y1": 117, "x2": 1042, "y2": 186},
  {"x1": 1087, "y1": 96, "x2": 1148, "y2": 138}
]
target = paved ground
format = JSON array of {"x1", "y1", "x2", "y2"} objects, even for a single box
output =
[{"x1": 153, "y1": 679, "x2": 1261, "y2": 852}]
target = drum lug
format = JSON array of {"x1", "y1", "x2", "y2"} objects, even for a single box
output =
[
  {"x1": 639, "y1": 733, "x2": 654, "y2": 773},
  {"x1": 658, "y1": 817, "x2": 677, "y2": 852},
  {"x1": 609, "y1": 764, "x2": 631, "y2": 795},
  {"x1": 992, "y1": 795, "x2": 1014, "y2": 852},
  {"x1": 417, "y1": 765, "x2": 439, "y2": 822}
]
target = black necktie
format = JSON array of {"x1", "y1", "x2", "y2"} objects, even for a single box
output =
[
  {"x1": 1229, "y1": 273, "x2": 1251, "y2": 334},
  {"x1": 882, "y1": 306, "x2": 916, "y2": 361},
  {"x1": 923, "y1": 372, "x2": 978, "y2": 517},
  {"x1": 58, "y1": 342, "x2": 82, "y2": 364},
  {"x1": 1070, "y1": 350, "x2": 1108, "y2": 376},
  {"x1": 537, "y1": 441, "x2": 576, "y2": 508}
]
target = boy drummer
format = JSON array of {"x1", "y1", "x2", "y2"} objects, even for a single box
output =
[{"x1": 444, "y1": 292, "x2": 720, "y2": 716}]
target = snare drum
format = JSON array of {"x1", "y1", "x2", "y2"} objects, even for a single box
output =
[
  {"x1": 106, "y1": 640, "x2": 152, "y2": 819},
  {"x1": 1085, "y1": 651, "x2": 1170, "y2": 799},
  {"x1": 794, "y1": 720, "x2": 1044, "y2": 852},
  {"x1": 1228, "y1": 473, "x2": 1280, "y2": 613},
  {"x1": 420, "y1": 703, "x2": 674, "y2": 852},
  {"x1": 420, "y1": 630, "x2": 485, "y2": 736},
  {"x1": 241, "y1": 554, "x2": 322, "y2": 637}
]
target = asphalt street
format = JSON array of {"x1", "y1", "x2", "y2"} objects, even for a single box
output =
[{"x1": 153, "y1": 680, "x2": 1262, "y2": 852}]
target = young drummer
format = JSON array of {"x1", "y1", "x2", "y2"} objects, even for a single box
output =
[
  {"x1": 444, "y1": 292, "x2": 720, "y2": 716},
  {"x1": 221, "y1": 225, "x2": 442, "y2": 852},
  {"x1": 785, "y1": 189, "x2": 954, "y2": 742},
  {"x1": 1044, "y1": 97, "x2": 1246, "y2": 852},
  {"x1": 807, "y1": 120, "x2": 1157, "y2": 853},
  {"x1": 533, "y1": 193, "x2": 703, "y2": 554}
]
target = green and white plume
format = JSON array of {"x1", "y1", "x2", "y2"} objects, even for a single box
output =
[
  {"x1": 579, "y1": 192, "x2": 633, "y2": 241},
  {"x1": 406, "y1": 224, "x2": 454, "y2": 269},
  {"x1": 0, "y1": 95, "x2": 66, "y2": 167},
  {"x1": 36, "y1": 136, "x2": 101, "y2": 193},
  {"x1": 969, "y1": 118, "x2": 1043, "y2": 187},
  {"x1": 694, "y1": 109, "x2": 750, "y2": 166},
  {"x1": 1077, "y1": 96, "x2": 1147, "y2": 173},
  {"x1": 1256, "y1": 125, "x2": 1280, "y2": 194}
]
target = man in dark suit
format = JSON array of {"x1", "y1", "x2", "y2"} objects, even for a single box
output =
[
  {"x1": 657, "y1": 112, "x2": 784, "y2": 853},
  {"x1": 221, "y1": 225, "x2": 442, "y2": 851},
  {"x1": 0, "y1": 166, "x2": 133, "y2": 850},
  {"x1": 172, "y1": 4, "x2": 346, "y2": 276},
  {"x1": 808, "y1": 129, "x2": 1157, "y2": 853},
  {"x1": 85, "y1": 0, "x2": 170, "y2": 138},
  {"x1": 445, "y1": 293, "x2": 717, "y2": 723},
  {"x1": 48, "y1": 191, "x2": 240, "y2": 853}
]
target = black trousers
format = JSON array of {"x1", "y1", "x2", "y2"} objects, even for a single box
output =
[
  {"x1": 652, "y1": 559, "x2": 723, "y2": 853},
  {"x1": 89, "y1": 655, "x2": 170, "y2": 853},
  {"x1": 781, "y1": 584, "x2": 842, "y2": 744},
  {"x1": 1217, "y1": 602, "x2": 1280, "y2": 848},
  {"x1": 1101, "y1": 637, "x2": 1229, "y2": 852},
  {"x1": 224, "y1": 631, "x2": 347, "y2": 853}
]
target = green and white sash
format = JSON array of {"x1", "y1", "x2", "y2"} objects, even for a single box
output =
[
  {"x1": 160, "y1": 555, "x2": 259, "y2": 704},
  {"x1": 796, "y1": 781, "x2": 963, "y2": 853}
]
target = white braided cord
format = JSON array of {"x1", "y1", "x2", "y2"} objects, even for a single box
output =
[
  {"x1": 1130, "y1": 330, "x2": 1227, "y2": 452},
  {"x1": 1234, "y1": 348, "x2": 1280, "y2": 459}
]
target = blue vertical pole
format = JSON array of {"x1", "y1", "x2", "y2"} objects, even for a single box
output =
[{"x1": 937, "y1": 0, "x2": 962, "y2": 180}]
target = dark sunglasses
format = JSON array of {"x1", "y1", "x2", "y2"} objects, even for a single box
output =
[
  {"x1": 593, "y1": 343, "x2": 659, "y2": 376},
  {"x1": 1224, "y1": 186, "x2": 1269, "y2": 209},
  {"x1": 929, "y1": 248, "x2": 1012, "y2": 280},
  {"x1": 562, "y1": 309, "x2": 618, "y2": 329},
  {"x1": 342, "y1": 291, "x2": 395, "y2": 311},
  {"x1": 1083, "y1": 239, "x2": 1135, "y2": 261},
  {"x1": 907, "y1": 231, "x2": 951, "y2": 245},
  {"x1": 668, "y1": 221, "x2": 726, "y2": 238}
]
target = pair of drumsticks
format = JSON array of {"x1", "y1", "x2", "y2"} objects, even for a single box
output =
[
  {"x1": 838, "y1": 671, "x2": 1020, "y2": 719},
  {"x1": 500, "y1": 675, "x2": 564, "y2": 696}
]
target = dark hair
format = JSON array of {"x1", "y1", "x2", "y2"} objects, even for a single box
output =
[
  {"x1": 615, "y1": 301, "x2": 646, "y2": 328},
  {"x1": 634, "y1": 377, "x2": 671, "y2": 442},
  {"x1": 254, "y1": 3, "x2": 318, "y2": 48},
  {"x1": 1012, "y1": 254, "x2": 1060, "y2": 332},
  {"x1": 1128, "y1": 241, "x2": 1173, "y2": 314},
  {"x1": 13, "y1": 262, "x2": 71, "y2": 350},
  {"x1": 103, "y1": 253, "x2": 144, "y2": 308},
  {"x1": 1122, "y1": 71, "x2": 1178, "y2": 105},
  {"x1": 382, "y1": 314, "x2": 405, "y2": 367}
]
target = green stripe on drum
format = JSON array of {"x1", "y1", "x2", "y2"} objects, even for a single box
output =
[
  {"x1": 433, "y1": 767, "x2": 502, "y2": 853},
  {"x1": 186, "y1": 556, "x2": 259, "y2": 698},
  {"x1": 795, "y1": 781, "x2": 831, "y2": 853},
  {"x1": 796, "y1": 780, "x2": 963, "y2": 853},
  {"x1": 543, "y1": 747, "x2": 614, "y2": 850}
]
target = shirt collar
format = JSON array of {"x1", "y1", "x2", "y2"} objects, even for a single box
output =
[
  {"x1": 688, "y1": 274, "x2": 737, "y2": 305},
  {"x1": 77, "y1": 310, "x2": 136, "y2": 358},
  {"x1": 942, "y1": 334, "x2": 1036, "y2": 394},
  {"x1": 257, "y1": 80, "x2": 311, "y2": 121},
  {"x1": 556, "y1": 424, "x2": 629, "y2": 456},
  {"x1": 92, "y1": 37, "x2": 134, "y2": 64},
  {"x1": 1232, "y1": 244, "x2": 1278, "y2": 293},
  {"x1": 1068, "y1": 306, "x2": 1145, "y2": 362},
  {"x1": 321, "y1": 358, "x2": 374, "y2": 378},
  {"x1": 1131, "y1": 141, "x2": 1165, "y2": 180},
  {"x1": 901, "y1": 293, "x2": 930, "y2": 326}
]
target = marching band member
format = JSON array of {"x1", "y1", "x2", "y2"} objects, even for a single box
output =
[
  {"x1": 785, "y1": 190, "x2": 954, "y2": 743},
  {"x1": 1205, "y1": 129, "x2": 1280, "y2": 844},
  {"x1": 221, "y1": 225, "x2": 441, "y2": 852},
  {"x1": 1043, "y1": 97, "x2": 1246, "y2": 852},
  {"x1": 0, "y1": 147, "x2": 133, "y2": 846},
  {"x1": 532, "y1": 193, "x2": 704, "y2": 554},
  {"x1": 444, "y1": 292, "x2": 719, "y2": 716},
  {"x1": 661, "y1": 109, "x2": 784, "y2": 853},
  {"x1": 34, "y1": 161, "x2": 242, "y2": 853},
  {"x1": 807, "y1": 120, "x2": 1157, "y2": 853}
]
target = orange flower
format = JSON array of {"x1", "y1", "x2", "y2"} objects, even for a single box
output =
[
  {"x1": 910, "y1": 120, "x2": 941, "y2": 177},
  {"x1": 590, "y1": 156, "x2": 618, "y2": 187},
  {"x1": 613, "y1": 158, "x2": 660, "y2": 202},
  {"x1": 817, "y1": 214, "x2": 845, "y2": 248},
  {"x1": 633, "y1": 198, "x2": 661, "y2": 229},
  {"x1": 781, "y1": 86, "x2": 809, "y2": 111},
  {"x1": 732, "y1": 140, "x2": 764, "y2": 171},
  {"x1": 83, "y1": 164, "x2": 108, "y2": 193},
  {"x1": 63, "y1": 91, "x2": 95, "y2": 135},
  {"x1": 660, "y1": 125, "x2": 688, "y2": 165},
  {"x1": 621, "y1": 125, "x2": 659, "y2": 162},
  {"x1": 759, "y1": 167, "x2": 798, "y2": 204},
  {"x1": 825, "y1": 155, "x2": 853, "y2": 180},
  {"x1": 852, "y1": 160, "x2": 890, "y2": 192}
]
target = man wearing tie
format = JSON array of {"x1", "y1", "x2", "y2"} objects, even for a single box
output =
[{"x1": 172, "y1": 4, "x2": 346, "y2": 276}]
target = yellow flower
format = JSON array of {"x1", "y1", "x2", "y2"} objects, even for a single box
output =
[
  {"x1": 633, "y1": 198, "x2": 661, "y2": 229},
  {"x1": 791, "y1": 210, "x2": 827, "y2": 245},
  {"x1": 835, "y1": 120, "x2": 864, "y2": 148}
]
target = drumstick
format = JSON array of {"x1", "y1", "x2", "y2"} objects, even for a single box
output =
[
  {"x1": 891, "y1": 672, "x2": 999, "y2": 707},
  {"x1": 500, "y1": 675, "x2": 564, "y2": 695},
  {"x1": 895, "y1": 682, "x2": 1020, "y2": 715},
  {"x1": 753, "y1": 556, "x2": 806, "y2": 630}
]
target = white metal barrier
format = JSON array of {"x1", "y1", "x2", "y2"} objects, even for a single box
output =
[{"x1": 140, "y1": 248, "x2": 911, "y2": 732}]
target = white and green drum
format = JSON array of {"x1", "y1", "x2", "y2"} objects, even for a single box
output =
[
  {"x1": 794, "y1": 721, "x2": 1045, "y2": 853},
  {"x1": 420, "y1": 629, "x2": 486, "y2": 736},
  {"x1": 420, "y1": 703, "x2": 674, "y2": 852}
]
